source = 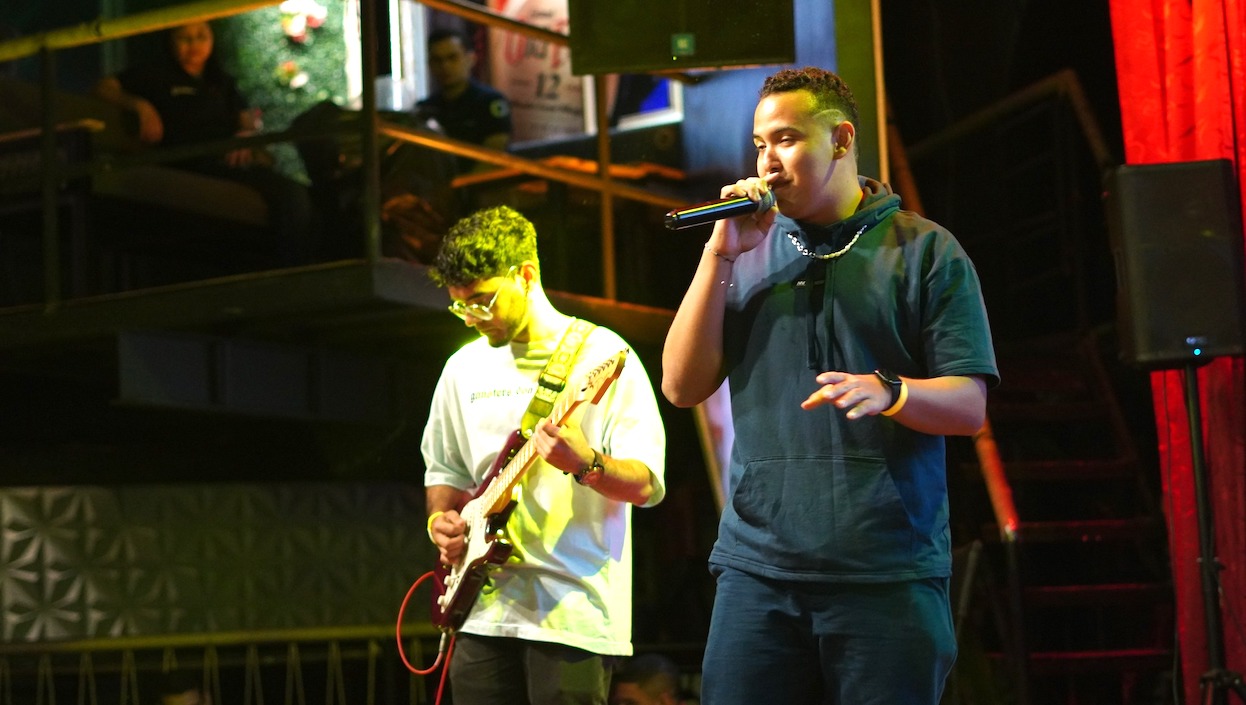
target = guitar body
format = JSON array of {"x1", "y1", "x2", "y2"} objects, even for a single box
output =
[
  {"x1": 429, "y1": 431, "x2": 524, "y2": 631},
  {"x1": 427, "y1": 350, "x2": 628, "y2": 633}
]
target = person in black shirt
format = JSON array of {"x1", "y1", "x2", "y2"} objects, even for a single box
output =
[
  {"x1": 94, "y1": 21, "x2": 318, "y2": 266},
  {"x1": 413, "y1": 28, "x2": 512, "y2": 172},
  {"x1": 369, "y1": 28, "x2": 514, "y2": 262},
  {"x1": 289, "y1": 28, "x2": 514, "y2": 264}
]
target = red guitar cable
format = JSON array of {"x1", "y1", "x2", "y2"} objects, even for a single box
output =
[{"x1": 396, "y1": 570, "x2": 456, "y2": 704}]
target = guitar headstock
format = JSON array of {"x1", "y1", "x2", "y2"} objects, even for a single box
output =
[{"x1": 577, "y1": 349, "x2": 628, "y2": 404}]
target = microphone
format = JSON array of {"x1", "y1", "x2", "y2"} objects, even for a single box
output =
[{"x1": 664, "y1": 191, "x2": 775, "y2": 230}]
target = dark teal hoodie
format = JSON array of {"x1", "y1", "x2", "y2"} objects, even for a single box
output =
[{"x1": 714, "y1": 176, "x2": 999, "y2": 582}]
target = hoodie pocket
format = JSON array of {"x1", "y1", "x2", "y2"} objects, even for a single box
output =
[{"x1": 731, "y1": 455, "x2": 914, "y2": 573}]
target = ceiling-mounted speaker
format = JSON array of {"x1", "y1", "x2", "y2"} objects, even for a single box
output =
[{"x1": 567, "y1": 0, "x2": 795, "y2": 76}]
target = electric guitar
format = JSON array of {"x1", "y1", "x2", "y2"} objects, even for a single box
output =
[{"x1": 430, "y1": 349, "x2": 628, "y2": 632}]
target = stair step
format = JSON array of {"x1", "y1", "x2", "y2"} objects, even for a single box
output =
[
  {"x1": 983, "y1": 517, "x2": 1163, "y2": 544},
  {"x1": 987, "y1": 400, "x2": 1113, "y2": 422},
  {"x1": 961, "y1": 457, "x2": 1135, "y2": 482},
  {"x1": 1023, "y1": 582, "x2": 1172, "y2": 607},
  {"x1": 995, "y1": 356, "x2": 1091, "y2": 382},
  {"x1": 991, "y1": 379, "x2": 1095, "y2": 404},
  {"x1": 1021, "y1": 648, "x2": 1174, "y2": 675}
]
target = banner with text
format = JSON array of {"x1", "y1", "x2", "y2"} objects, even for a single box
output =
[{"x1": 487, "y1": 0, "x2": 586, "y2": 143}]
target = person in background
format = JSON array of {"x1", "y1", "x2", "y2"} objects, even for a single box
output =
[
  {"x1": 94, "y1": 21, "x2": 319, "y2": 267},
  {"x1": 423, "y1": 205, "x2": 666, "y2": 705},
  {"x1": 148, "y1": 670, "x2": 211, "y2": 705},
  {"x1": 609, "y1": 653, "x2": 698, "y2": 705},
  {"x1": 413, "y1": 28, "x2": 512, "y2": 173},
  {"x1": 378, "y1": 27, "x2": 512, "y2": 261},
  {"x1": 661, "y1": 66, "x2": 999, "y2": 705},
  {"x1": 293, "y1": 28, "x2": 513, "y2": 264}
]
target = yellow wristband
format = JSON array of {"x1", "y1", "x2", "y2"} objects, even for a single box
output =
[
  {"x1": 881, "y1": 380, "x2": 909, "y2": 416},
  {"x1": 426, "y1": 510, "x2": 445, "y2": 542}
]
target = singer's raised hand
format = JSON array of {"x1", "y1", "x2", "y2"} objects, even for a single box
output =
[
  {"x1": 708, "y1": 176, "x2": 778, "y2": 257},
  {"x1": 662, "y1": 174, "x2": 776, "y2": 408}
]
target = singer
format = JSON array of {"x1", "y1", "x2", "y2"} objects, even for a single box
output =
[{"x1": 661, "y1": 67, "x2": 999, "y2": 705}]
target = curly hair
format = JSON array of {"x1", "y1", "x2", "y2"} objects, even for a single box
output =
[
  {"x1": 430, "y1": 205, "x2": 539, "y2": 287},
  {"x1": 760, "y1": 66, "x2": 859, "y2": 127}
]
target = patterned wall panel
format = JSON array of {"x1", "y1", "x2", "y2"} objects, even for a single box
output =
[{"x1": 0, "y1": 483, "x2": 436, "y2": 642}]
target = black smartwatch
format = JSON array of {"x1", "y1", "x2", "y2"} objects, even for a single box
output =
[
  {"x1": 574, "y1": 450, "x2": 606, "y2": 487},
  {"x1": 874, "y1": 369, "x2": 903, "y2": 408}
]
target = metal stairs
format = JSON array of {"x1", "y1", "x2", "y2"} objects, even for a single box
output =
[{"x1": 953, "y1": 330, "x2": 1175, "y2": 705}]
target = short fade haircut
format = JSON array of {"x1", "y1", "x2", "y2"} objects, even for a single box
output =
[
  {"x1": 430, "y1": 205, "x2": 538, "y2": 287},
  {"x1": 611, "y1": 653, "x2": 680, "y2": 698},
  {"x1": 760, "y1": 66, "x2": 859, "y2": 127},
  {"x1": 427, "y1": 28, "x2": 471, "y2": 52}
]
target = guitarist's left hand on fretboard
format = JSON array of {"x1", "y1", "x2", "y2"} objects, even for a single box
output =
[{"x1": 527, "y1": 418, "x2": 595, "y2": 477}]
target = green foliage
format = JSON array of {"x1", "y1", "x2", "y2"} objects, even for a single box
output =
[{"x1": 212, "y1": 4, "x2": 351, "y2": 181}]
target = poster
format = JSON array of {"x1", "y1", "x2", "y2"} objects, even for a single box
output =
[{"x1": 487, "y1": 0, "x2": 587, "y2": 143}]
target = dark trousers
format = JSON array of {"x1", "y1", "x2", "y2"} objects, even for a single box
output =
[
  {"x1": 701, "y1": 566, "x2": 957, "y2": 705},
  {"x1": 449, "y1": 633, "x2": 615, "y2": 705}
]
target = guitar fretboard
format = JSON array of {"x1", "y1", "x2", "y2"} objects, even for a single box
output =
[{"x1": 474, "y1": 354, "x2": 621, "y2": 514}]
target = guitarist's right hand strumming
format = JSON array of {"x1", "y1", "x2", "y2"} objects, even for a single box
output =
[{"x1": 428, "y1": 509, "x2": 468, "y2": 566}]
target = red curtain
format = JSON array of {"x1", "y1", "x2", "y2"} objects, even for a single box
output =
[{"x1": 1109, "y1": 2, "x2": 1246, "y2": 703}]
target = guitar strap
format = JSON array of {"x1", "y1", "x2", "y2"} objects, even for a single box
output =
[{"x1": 520, "y1": 318, "x2": 597, "y2": 437}]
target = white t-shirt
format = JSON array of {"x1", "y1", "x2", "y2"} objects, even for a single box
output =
[{"x1": 421, "y1": 321, "x2": 667, "y2": 655}]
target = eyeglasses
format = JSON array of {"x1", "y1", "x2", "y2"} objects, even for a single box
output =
[{"x1": 448, "y1": 266, "x2": 517, "y2": 321}]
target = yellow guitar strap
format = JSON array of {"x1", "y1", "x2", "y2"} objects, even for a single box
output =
[{"x1": 520, "y1": 318, "x2": 597, "y2": 437}]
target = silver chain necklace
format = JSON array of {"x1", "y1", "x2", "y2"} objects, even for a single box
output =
[{"x1": 786, "y1": 224, "x2": 867, "y2": 260}]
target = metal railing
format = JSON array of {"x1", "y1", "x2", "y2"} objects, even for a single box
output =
[
  {"x1": 0, "y1": 0, "x2": 688, "y2": 309},
  {"x1": 0, "y1": 625, "x2": 442, "y2": 705}
]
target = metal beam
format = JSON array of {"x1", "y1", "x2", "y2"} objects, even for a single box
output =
[{"x1": 0, "y1": 0, "x2": 280, "y2": 62}]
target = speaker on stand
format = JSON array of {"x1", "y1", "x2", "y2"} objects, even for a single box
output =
[
  {"x1": 1105, "y1": 158, "x2": 1246, "y2": 704},
  {"x1": 1105, "y1": 158, "x2": 1246, "y2": 367}
]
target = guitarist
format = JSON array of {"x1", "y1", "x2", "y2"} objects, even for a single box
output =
[{"x1": 421, "y1": 206, "x2": 668, "y2": 705}]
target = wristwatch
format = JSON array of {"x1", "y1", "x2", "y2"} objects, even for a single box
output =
[
  {"x1": 573, "y1": 450, "x2": 606, "y2": 487},
  {"x1": 874, "y1": 369, "x2": 903, "y2": 409}
]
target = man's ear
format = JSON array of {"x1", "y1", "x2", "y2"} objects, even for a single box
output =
[
  {"x1": 518, "y1": 261, "x2": 539, "y2": 288},
  {"x1": 833, "y1": 121, "x2": 856, "y2": 157}
]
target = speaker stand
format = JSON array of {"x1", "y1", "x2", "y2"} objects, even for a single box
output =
[{"x1": 1179, "y1": 363, "x2": 1246, "y2": 705}]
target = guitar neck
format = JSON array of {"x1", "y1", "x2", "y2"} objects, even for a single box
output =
[{"x1": 478, "y1": 391, "x2": 580, "y2": 510}]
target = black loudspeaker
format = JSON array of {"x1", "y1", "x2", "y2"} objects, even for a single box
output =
[
  {"x1": 566, "y1": 0, "x2": 795, "y2": 76},
  {"x1": 1105, "y1": 159, "x2": 1246, "y2": 368}
]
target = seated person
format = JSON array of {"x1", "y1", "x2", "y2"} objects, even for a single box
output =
[{"x1": 93, "y1": 21, "x2": 320, "y2": 267}]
